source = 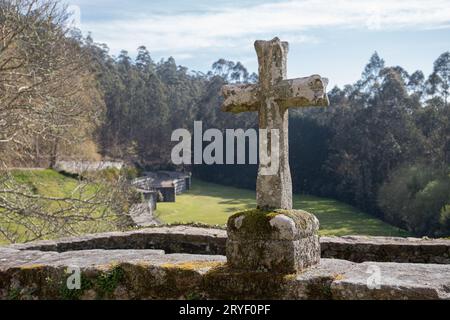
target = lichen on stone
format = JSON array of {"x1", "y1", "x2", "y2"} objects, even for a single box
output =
[
  {"x1": 19, "y1": 264, "x2": 45, "y2": 270},
  {"x1": 161, "y1": 261, "x2": 225, "y2": 271}
]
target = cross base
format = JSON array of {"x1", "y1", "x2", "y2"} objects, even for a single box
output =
[{"x1": 226, "y1": 209, "x2": 321, "y2": 273}]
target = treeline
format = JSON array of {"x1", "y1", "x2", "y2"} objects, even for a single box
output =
[
  {"x1": 85, "y1": 41, "x2": 257, "y2": 167},
  {"x1": 89, "y1": 39, "x2": 449, "y2": 237},
  {"x1": 288, "y1": 53, "x2": 450, "y2": 237}
]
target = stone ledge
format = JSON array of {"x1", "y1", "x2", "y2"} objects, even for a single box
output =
[
  {"x1": 0, "y1": 248, "x2": 226, "y2": 300},
  {"x1": 321, "y1": 236, "x2": 450, "y2": 264},
  {"x1": 7, "y1": 226, "x2": 227, "y2": 255},
  {"x1": 5, "y1": 227, "x2": 450, "y2": 264},
  {"x1": 331, "y1": 261, "x2": 450, "y2": 300},
  {"x1": 1, "y1": 247, "x2": 449, "y2": 300}
]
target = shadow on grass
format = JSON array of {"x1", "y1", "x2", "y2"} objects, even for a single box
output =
[{"x1": 294, "y1": 197, "x2": 410, "y2": 237}]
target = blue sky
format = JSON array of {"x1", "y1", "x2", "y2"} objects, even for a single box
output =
[{"x1": 68, "y1": 0, "x2": 450, "y2": 88}]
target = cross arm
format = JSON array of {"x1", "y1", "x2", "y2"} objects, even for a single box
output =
[
  {"x1": 221, "y1": 83, "x2": 259, "y2": 113},
  {"x1": 275, "y1": 75, "x2": 329, "y2": 108},
  {"x1": 221, "y1": 75, "x2": 329, "y2": 113}
]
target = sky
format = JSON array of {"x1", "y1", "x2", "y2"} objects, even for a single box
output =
[{"x1": 67, "y1": 0, "x2": 450, "y2": 88}]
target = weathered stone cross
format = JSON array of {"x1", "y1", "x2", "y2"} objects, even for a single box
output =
[{"x1": 222, "y1": 37, "x2": 329, "y2": 210}]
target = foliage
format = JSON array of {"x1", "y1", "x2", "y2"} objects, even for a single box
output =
[
  {"x1": 378, "y1": 164, "x2": 450, "y2": 236},
  {"x1": 427, "y1": 52, "x2": 450, "y2": 106}
]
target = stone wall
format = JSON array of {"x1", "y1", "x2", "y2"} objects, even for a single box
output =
[
  {"x1": 1, "y1": 247, "x2": 450, "y2": 300},
  {"x1": 141, "y1": 191, "x2": 157, "y2": 212},
  {"x1": 8, "y1": 227, "x2": 226, "y2": 255},
  {"x1": 159, "y1": 187, "x2": 176, "y2": 202},
  {"x1": 2, "y1": 226, "x2": 450, "y2": 300},
  {"x1": 54, "y1": 161, "x2": 124, "y2": 175},
  {"x1": 7, "y1": 226, "x2": 450, "y2": 264},
  {"x1": 321, "y1": 236, "x2": 450, "y2": 264}
]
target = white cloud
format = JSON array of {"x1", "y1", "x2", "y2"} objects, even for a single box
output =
[{"x1": 80, "y1": 0, "x2": 450, "y2": 55}]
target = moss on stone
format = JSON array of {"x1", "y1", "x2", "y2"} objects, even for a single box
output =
[
  {"x1": 305, "y1": 277, "x2": 334, "y2": 300},
  {"x1": 95, "y1": 265, "x2": 125, "y2": 298},
  {"x1": 228, "y1": 208, "x2": 318, "y2": 239},
  {"x1": 203, "y1": 264, "x2": 289, "y2": 299},
  {"x1": 7, "y1": 288, "x2": 21, "y2": 300},
  {"x1": 160, "y1": 267, "x2": 203, "y2": 299},
  {"x1": 228, "y1": 209, "x2": 279, "y2": 237},
  {"x1": 185, "y1": 291, "x2": 205, "y2": 300},
  {"x1": 111, "y1": 262, "x2": 211, "y2": 300}
]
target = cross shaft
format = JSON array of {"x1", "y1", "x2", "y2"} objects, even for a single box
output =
[{"x1": 221, "y1": 37, "x2": 329, "y2": 209}]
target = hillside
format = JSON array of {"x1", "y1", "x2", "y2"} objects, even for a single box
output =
[{"x1": 0, "y1": 170, "x2": 124, "y2": 244}]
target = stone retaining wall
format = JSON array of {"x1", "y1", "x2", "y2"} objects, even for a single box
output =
[
  {"x1": 54, "y1": 161, "x2": 124, "y2": 174},
  {"x1": 6, "y1": 226, "x2": 450, "y2": 264}
]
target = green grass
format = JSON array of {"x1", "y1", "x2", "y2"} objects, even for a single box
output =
[
  {"x1": 157, "y1": 179, "x2": 410, "y2": 237},
  {"x1": 10, "y1": 169, "x2": 80, "y2": 197},
  {"x1": 0, "y1": 169, "x2": 122, "y2": 244}
]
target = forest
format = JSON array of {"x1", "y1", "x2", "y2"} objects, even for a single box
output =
[{"x1": 1, "y1": 0, "x2": 449, "y2": 239}]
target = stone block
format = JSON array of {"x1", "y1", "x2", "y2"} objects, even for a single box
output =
[
  {"x1": 226, "y1": 236, "x2": 320, "y2": 273},
  {"x1": 226, "y1": 209, "x2": 320, "y2": 273}
]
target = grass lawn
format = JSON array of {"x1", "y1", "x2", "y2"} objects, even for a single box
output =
[
  {"x1": 157, "y1": 179, "x2": 410, "y2": 237},
  {"x1": 10, "y1": 169, "x2": 80, "y2": 197}
]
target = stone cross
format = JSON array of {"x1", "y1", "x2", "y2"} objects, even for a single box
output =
[{"x1": 222, "y1": 37, "x2": 329, "y2": 210}]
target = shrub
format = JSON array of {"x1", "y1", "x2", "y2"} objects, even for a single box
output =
[{"x1": 378, "y1": 163, "x2": 450, "y2": 237}]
